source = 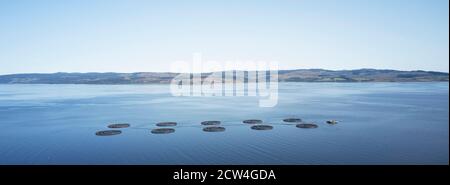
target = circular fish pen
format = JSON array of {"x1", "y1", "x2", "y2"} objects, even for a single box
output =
[
  {"x1": 296, "y1": 123, "x2": 318, "y2": 129},
  {"x1": 250, "y1": 125, "x2": 273, "y2": 130},
  {"x1": 202, "y1": 126, "x2": 226, "y2": 132},
  {"x1": 201, "y1": 121, "x2": 221, "y2": 126},
  {"x1": 151, "y1": 128, "x2": 175, "y2": 134},
  {"x1": 96, "y1": 130, "x2": 122, "y2": 136},
  {"x1": 107, "y1": 123, "x2": 130, "y2": 128},
  {"x1": 243, "y1": 119, "x2": 263, "y2": 124},
  {"x1": 283, "y1": 118, "x2": 302, "y2": 123},
  {"x1": 156, "y1": 122, "x2": 177, "y2": 127}
]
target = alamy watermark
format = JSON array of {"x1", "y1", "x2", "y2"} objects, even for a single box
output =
[{"x1": 170, "y1": 53, "x2": 278, "y2": 107}]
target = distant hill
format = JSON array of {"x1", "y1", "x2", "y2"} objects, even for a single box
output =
[
  {"x1": 277, "y1": 69, "x2": 449, "y2": 82},
  {"x1": 0, "y1": 69, "x2": 448, "y2": 84}
]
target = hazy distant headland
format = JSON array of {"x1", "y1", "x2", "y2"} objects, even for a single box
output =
[{"x1": 0, "y1": 69, "x2": 448, "y2": 84}]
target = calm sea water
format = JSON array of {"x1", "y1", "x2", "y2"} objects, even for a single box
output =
[{"x1": 0, "y1": 83, "x2": 448, "y2": 164}]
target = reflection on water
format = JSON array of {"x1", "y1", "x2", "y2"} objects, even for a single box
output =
[{"x1": 0, "y1": 83, "x2": 448, "y2": 164}]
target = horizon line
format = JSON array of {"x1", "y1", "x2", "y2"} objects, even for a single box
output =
[{"x1": 0, "y1": 68, "x2": 449, "y2": 76}]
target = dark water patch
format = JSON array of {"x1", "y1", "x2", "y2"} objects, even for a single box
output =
[
  {"x1": 151, "y1": 128, "x2": 175, "y2": 134},
  {"x1": 156, "y1": 122, "x2": 177, "y2": 127},
  {"x1": 243, "y1": 119, "x2": 263, "y2": 124},
  {"x1": 95, "y1": 130, "x2": 122, "y2": 136},
  {"x1": 296, "y1": 123, "x2": 318, "y2": 129},
  {"x1": 283, "y1": 118, "x2": 302, "y2": 123},
  {"x1": 202, "y1": 126, "x2": 226, "y2": 132},
  {"x1": 250, "y1": 125, "x2": 273, "y2": 130},
  {"x1": 107, "y1": 123, "x2": 130, "y2": 128},
  {"x1": 201, "y1": 121, "x2": 221, "y2": 126}
]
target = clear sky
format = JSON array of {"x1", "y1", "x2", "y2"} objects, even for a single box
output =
[{"x1": 0, "y1": 0, "x2": 448, "y2": 74}]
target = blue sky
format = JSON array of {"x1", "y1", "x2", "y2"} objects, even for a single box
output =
[{"x1": 0, "y1": 0, "x2": 448, "y2": 74}]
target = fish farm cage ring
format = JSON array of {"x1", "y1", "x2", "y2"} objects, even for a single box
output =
[
  {"x1": 156, "y1": 122, "x2": 177, "y2": 127},
  {"x1": 326, "y1": 120, "x2": 338, "y2": 124},
  {"x1": 151, "y1": 128, "x2": 175, "y2": 134},
  {"x1": 96, "y1": 130, "x2": 122, "y2": 136},
  {"x1": 283, "y1": 118, "x2": 302, "y2": 123},
  {"x1": 201, "y1": 121, "x2": 221, "y2": 125},
  {"x1": 251, "y1": 125, "x2": 273, "y2": 130},
  {"x1": 243, "y1": 119, "x2": 263, "y2": 124},
  {"x1": 107, "y1": 123, "x2": 130, "y2": 128},
  {"x1": 296, "y1": 123, "x2": 318, "y2": 129},
  {"x1": 202, "y1": 126, "x2": 226, "y2": 132}
]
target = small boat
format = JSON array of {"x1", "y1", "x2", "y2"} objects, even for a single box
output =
[{"x1": 326, "y1": 120, "x2": 338, "y2": 124}]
